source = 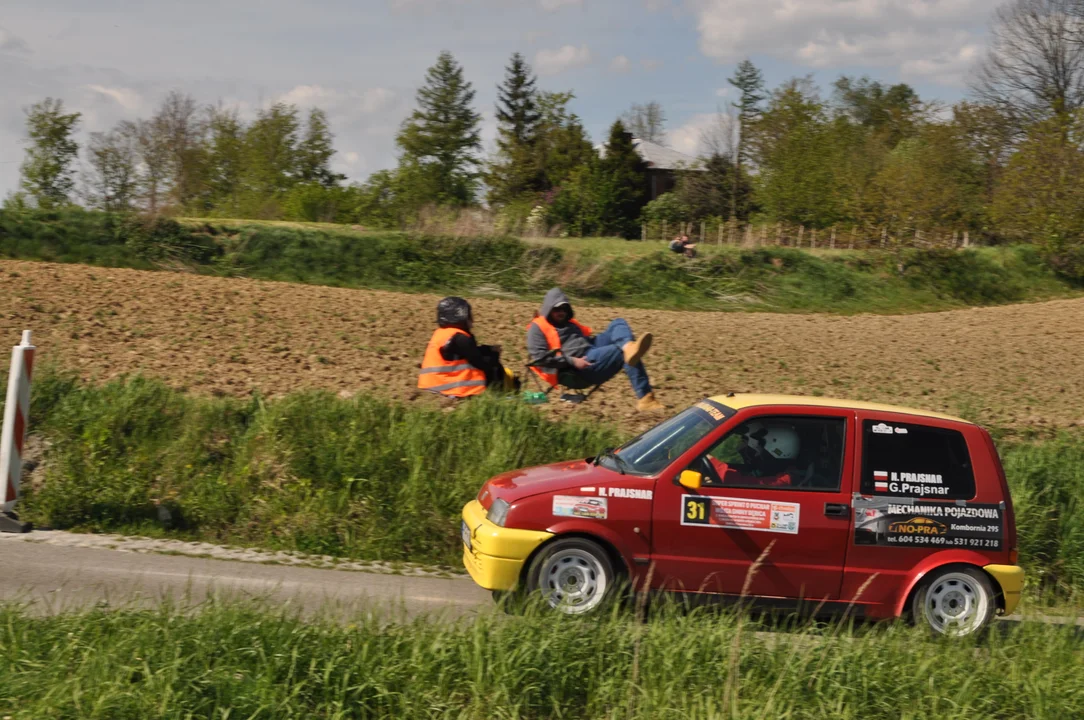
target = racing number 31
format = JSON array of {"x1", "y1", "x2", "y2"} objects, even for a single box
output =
[{"x1": 684, "y1": 497, "x2": 712, "y2": 525}]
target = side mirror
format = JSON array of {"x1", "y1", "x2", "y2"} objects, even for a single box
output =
[{"x1": 679, "y1": 470, "x2": 703, "y2": 491}]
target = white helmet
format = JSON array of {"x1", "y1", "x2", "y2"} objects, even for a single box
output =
[{"x1": 744, "y1": 422, "x2": 800, "y2": 461}]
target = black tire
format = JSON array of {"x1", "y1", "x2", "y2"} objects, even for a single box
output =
[
  {"x1": 526, "y1": 537, "x2": 617, "y2": 615},
  {"x1": 911, "y1": 566, "x2": 996, "y2": 637}
]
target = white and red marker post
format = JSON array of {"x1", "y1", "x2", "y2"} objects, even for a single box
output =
[{"x1": 0, "y1": 330, "x2": 35, "y2": 533}]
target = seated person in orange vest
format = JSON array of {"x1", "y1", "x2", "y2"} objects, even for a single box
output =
[
  {"x1": 419, "y1": 297, "x2": 516, "y2": 398},
  {"x1": 526, "y1": 287, "x2": 663, "y2": 412},
  {"x1": 707, "y1": 422, "x2": 803, "y2": 487}
]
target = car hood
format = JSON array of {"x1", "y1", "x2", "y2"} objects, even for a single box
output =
[{"x1": 478, "y1": 459, "x2": 614, "y2": 507}]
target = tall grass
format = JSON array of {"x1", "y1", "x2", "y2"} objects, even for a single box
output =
[
  {"x1": 1, "y1": 207, "x2": 1075, "y2": 313},
  {"x1": 7, "y1": 371, "x2": 1084, "y2": 599},
  {"x1": 0, "y1": 600, "x2": 1081, "y2": 718}
]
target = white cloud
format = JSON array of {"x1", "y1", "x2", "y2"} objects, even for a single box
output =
[
  {"x1": 534, "y1": 44, "x2": 593, "y2": 76},
  {"x1": 715, "y1": 87, "x2": 732, "y2": 98},
  {"x1": 610, "y1": 55, "x2": 632, "y2": 73},
  {"x1": 641, "y1": 58, "x2": 662, "y2": 72},
  {"x1": 667, "y1": 112, "x2": 719, "y2": 156},
  {"x1": 540, "y1": 0, "x2": 583, "y2": 10},
  {"x1": 689, "y1": 0, "x2": 989, "y2": 86},
  {"x1": 0, "y1": 26, "x2": 30, "y2": 56},
  {"x1": 85, "y1": 85, "x2": 144, "y2": 112}
]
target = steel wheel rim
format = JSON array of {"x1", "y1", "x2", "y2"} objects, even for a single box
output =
[
  {"x1": 540, "y1": 548, "x2": 608, "y2": 614},
  {"x1": 924, "y1": 572, "x2": 988, "y2": 636}
]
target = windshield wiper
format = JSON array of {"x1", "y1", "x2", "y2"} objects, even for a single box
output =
[{"x1": 595, "y1": 447, "x2": 628, "y2": 475}]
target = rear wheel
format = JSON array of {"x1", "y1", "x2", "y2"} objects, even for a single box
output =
[
  {"x1": 527, "y1": 538, "x2": 616, "y2": 615},
  {"x1": 911, "y1": 566, "x2": 996, "y2": 637}
]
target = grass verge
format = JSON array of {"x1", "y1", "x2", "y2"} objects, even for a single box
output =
[
  {"x1": 0, "y1": 207, "x2": 1077, "y2": 313},
  {"x1": 7, "y1": 370, "x2": 1084, "y2": 601},
  {"x1": 1, "y1": 600, "x2": 1082, "y2": 718}
]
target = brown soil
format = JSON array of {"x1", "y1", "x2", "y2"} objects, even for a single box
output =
[{"x1": 2, "y1": 260, "x2": 1082, "y2": 433}]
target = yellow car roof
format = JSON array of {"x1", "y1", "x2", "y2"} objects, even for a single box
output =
[{"x1": 708, "y1": 393, "x2": 970, "y2": 424}]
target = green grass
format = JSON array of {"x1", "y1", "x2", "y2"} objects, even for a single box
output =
[
  {"x1": 1, "y1": 207, "x2": 1077, "y2": 313},
  {"x1": 1, "y1": 600, "x2": 1082, "y2": 719},
  {"x1": 7, "y1": 370, "x2": 1084, "y2": 601}
]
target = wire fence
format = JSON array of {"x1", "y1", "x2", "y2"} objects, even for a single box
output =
[{"x1": 643, "y1": 219, "x2": 975, "y2": 250}]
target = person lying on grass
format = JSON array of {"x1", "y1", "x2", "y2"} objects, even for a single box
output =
[
  {"x1": 526, "y1": 288, "x2": 664, "y2": 412},
  {"x1": 669, "y1": 234, "x2": 697, "y2": 258},
  {"x1": 419, "y1": 296, "x2": 518, "y2": 398}
]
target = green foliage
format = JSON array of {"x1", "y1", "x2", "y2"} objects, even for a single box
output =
[
  {"x1": 832, "y1": 76, "x2": 923, "y2": 146},
  {"x1": 296, "y1": 108, "x2": 343, "y2": 187},
  {"x1": 19, "y1": 98, "x2": 81, "y2": 209},
  {"x1": 396, "y1": 51, "x2": 482, "y2": 207},
  {"x1": 3, "y1": 601, "x2": 1083, "y2": 719},
  {"x1": 11, "y1": 370, "x2": 1084, "y2": 597},
  {"x1": 487, "y1": 53, "x2": 543, "y2": 206},
  {"x1": 241, "y1": 103, "x2": 301, "y2": 216},
  {"x1": 640, "y1": 191, "x2": 690, "y2": 225},
  {"x1": 595, "y1": 121, "x2": 648, "y2": 239}
]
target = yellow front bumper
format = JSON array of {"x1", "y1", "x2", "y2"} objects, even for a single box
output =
[
  {"x1": 461, "y1": 500, "x2": 554, "y2": 591},
  {"x1": 985, "y1": 564, "x2": 1025, "y2": 615}
]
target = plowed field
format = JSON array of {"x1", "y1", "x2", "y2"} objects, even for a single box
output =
[{"x1": 2, "y1": 259, "x2": 1082, "y2": 431}]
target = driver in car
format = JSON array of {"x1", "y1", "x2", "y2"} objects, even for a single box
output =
[{"x1": 708, "y1": 422, "x2": 803, "y2": 487}]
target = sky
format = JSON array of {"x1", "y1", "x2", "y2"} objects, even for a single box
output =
[{"x1": 0, "y1": 0, "x2": 996, "y2": 197}]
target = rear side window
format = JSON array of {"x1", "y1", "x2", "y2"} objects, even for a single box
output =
[{"x1": 861, "y1": 420, "x2": 975, "y2": 500}]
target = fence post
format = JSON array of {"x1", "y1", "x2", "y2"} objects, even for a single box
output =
[
  {"x1": 963, "y1": 231, "x2": 970, "y2": 248},
  {"x1": 1, "y1": 330, "x2": 34, "y2": 533},
  {"x1": 798, "y1": 225, "x2": 805, "y2": 248},
  {"x1": 641, "y1": 223, "x2": 647, "y2": 241},
  {"x1": 745, "y1": 224, "x2": 753, "y2": 247},
  {"x1": 717, "y1": 222, "x2": 723, "y2": 245},
  {"x1": 880, "y1": 227, "x2": 887, "y2": 249},
  {"x1": 811, "y1": 228, "x2": 817, "y2": 249},
  {"x1": 850, "y1": 226, "x2": 856, "y2": 250},
  {"x1": 830, "y1": 226, "x2": 837, "y2": 250}
]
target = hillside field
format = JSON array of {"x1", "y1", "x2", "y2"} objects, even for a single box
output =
[{"x1": 2, "y1": 258, "x2": 1083, "y2": 432}]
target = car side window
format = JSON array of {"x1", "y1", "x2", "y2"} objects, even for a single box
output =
[
  {"x1": 693, "y1": 416, "x2": 847, "y2": 492},
  {"x1": 860, "y1": 420, "x2": 975, "y2": 500}
]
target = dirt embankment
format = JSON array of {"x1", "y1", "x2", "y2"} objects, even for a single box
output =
[{"x1": 2, "y1": 260, "x2": 1082, "y2": 432}]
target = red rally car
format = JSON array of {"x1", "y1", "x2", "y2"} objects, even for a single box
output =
[{"x1": 461, "y1": 394, "x2": 1024, "y2": 636}]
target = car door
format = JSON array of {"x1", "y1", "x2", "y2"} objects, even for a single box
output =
[{"x1": 650, "y1": 408, "x2": 855, "y2": 601}]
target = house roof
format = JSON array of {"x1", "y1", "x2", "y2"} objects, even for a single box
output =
[{"x1": 594, "y1": 138, "x2": 703, "y2": 171}]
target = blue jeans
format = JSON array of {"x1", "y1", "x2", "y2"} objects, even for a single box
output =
[{"x1": 574, "y1": 319, "x2": 652, "y2": 399}]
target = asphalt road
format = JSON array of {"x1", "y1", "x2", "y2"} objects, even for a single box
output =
[
  {"x1": 0, "y1": 541, "x2": 491, "y2": 620},
  {"x1": 2, "y1": 541, "x2": 1080, "y2": 629}
]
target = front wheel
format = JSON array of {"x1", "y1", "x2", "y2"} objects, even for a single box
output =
[
  {"x1": 526, "y1": 538, "x2": 617, "y2": 615},
  {"x1": 911, "y1": 566, "x2": 996, "y2": 637}
]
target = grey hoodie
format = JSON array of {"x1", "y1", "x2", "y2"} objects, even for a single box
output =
[{"x1": 526, "y1": 288, "x2": 593, "y2": 370}]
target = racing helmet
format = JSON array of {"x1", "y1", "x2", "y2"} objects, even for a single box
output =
[
  {"x1": 436, "y1": 296, "x2": 472, "y2": 329},
  {"x1": 741, "y1": 422, "x2": 800, "y2": 461}
]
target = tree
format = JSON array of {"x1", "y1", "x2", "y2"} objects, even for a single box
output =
[
  {"x1": 728, "y1": 59, "x2": 766, "y2": 219},
  {"x1": 297, "y1": 108, "x2": 343, "y2": 187},
  {"x1": 130, "y1": 118, "x2": 171, "y2": 214},
  {"x1": 972, "y1": 0, "x2": 1084, "y2": 132},
  {"x1": 204, "y1": 106, "x2": 246, "y2": 215},
  {"x1": 833, "y1": 76, "x2": 923, "y2": 147},
  {"x1": 19, "y1": 98, "x2": 81, "y2": 208},
  {"x1": 535, "y1": 91, "x2": 594, "y2": 190},
  {"x1": 487, "y1": 53, "x2": 543, "y2": 205},
  {"x1": 953, "y1": 102, "x2": 1018, "y2": 208},
  {"x1": 675, "y1": 153, "x2": 755, "y2": 222},
  {"x1": 153, "y1": 91, "x2": 206, "y2": 209},
  {"x1": 243, "y1": 103, "x2": 301, "y2": 213},
  {"x1": 597, "y1": 120, "x2": 648, "y2": 238},
  {"x1": 397, "y1": 51, "x2": 482, "y2": 207},
  {"x1": 621, "y1": 102, "x2": 667, "y2": 143},
  {"x1": 84, "y1": 124, "x2": 139, "y2": 212}
]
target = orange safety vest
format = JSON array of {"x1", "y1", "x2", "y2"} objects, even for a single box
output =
[
  {"x1": 527, "y1": 316, "x2": 593, "y2": 388},
  {"x1": 418, "y1": 328, "x2": 488, "y2": 398}
]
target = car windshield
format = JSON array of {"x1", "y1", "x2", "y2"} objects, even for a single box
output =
[{"x1": 602, "y1": 400, "x2": 734, "y2": 477}]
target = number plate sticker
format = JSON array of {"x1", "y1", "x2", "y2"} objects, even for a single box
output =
[
  {"x1": 461, "y1": 520, "x2": 472, "y2": 551},
  {"x1": 681, "y1": 495, "x2": 800, "y2": 535}
]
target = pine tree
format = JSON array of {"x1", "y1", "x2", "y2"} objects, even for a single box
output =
[
  {"x1": 298, "y1": 108, "x2": 343, "y2": 187},
  {"x1": 243, "y1": 103, "x2": 301, "y2": 201},
  {"x1": 19, "y1": 98, "x2": 81, "y2": 208},
  {"x1": 536, "y1": 91, "x2": 595, "y2": 190},
  {"x1": 728, "y1": 59, "x2": 766, "y2": 219},
  {"x1": 597, "y1": 120, "x2": 648, "y2": 238},
  {"x1": 397, "y1": 51, "x2": 482, "y2": 207},
  {"x1": 487, "y1": 53, "x2": 543, "y2": 205}
]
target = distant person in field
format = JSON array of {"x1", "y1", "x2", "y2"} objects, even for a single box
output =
[
  {"x1": 670, "y1": 233, "x2": 697, "y2": 258},
  {"x1": 419, "y1": 297, "x2": 518, "y2": 398},
  {"x1": 526, "y1": 288, "x2": 664, "y2": 412}
]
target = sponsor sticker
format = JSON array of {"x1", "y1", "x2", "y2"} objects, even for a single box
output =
[
  {"x1": 871, "y1": 471, "x2": 951, "y2": 497},
  {"x1": 872, "y1": 423, "x2": 894, "y2": 435},
  {"x1": 681, "y1": 495, "x2": 800, "y2": 535},
  {"x1": 553, "y1": 495, "x2": 608, "y2": 520},
  {"x1": 853, "y1": 498, "x2": 1003, "y2": 549},
  {"x1": 695, "y1": 401, "x2": 728, "y2": 423}
]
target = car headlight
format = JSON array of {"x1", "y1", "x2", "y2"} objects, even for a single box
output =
[{"x1": 487, "y1": 499, "x2": 511, "y2": 527}]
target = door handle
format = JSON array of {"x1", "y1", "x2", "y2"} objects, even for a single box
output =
[{"x1": 824, "y1": 503, "x2": 850, "y2": 517}]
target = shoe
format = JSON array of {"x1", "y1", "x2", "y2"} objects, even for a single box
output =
[
  {"x1": 636, "y1": 392, "x2": 664, "y2": 413},
  {"x1": 622, "y1": 333, "x2": 654, "y2": 366}
]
